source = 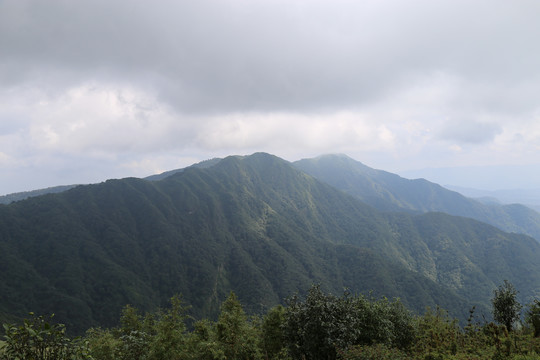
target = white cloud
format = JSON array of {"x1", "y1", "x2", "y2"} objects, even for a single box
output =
[
  {"x1": 0, "y1": 151, "x2": 13, "y2": 165},
  {"x1": 2, "y1": 0, "x2": 540, "y2": 193},
  {"x1": 120, "y1": 155, "x2": 203, "y2": 177},
  {"x1": 16, "y1": 84, "x2": 182, "y2": 155},
  {"x1": 195, "y1": 111, "x2": 399, "y2": 156}
]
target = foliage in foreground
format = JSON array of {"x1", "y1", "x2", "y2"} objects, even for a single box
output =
[
  {"x1": 0, "y1": 313, "x2": 91, "y2": 360},
  {"x1": 2, "y1": 284, "x2": 540, "y2": 360},
  {"x1": 283, "y1": 285, "x2": 415, "y2": 360},
  {"x1": 493, "y1": 280, "x2": 523, "y2": 332}
]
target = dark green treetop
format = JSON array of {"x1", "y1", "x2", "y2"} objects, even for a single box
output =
[{"x1": 491, "y1": 280, "x2": 522, "y2": 332}]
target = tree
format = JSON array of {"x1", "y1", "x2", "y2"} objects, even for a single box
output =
[
  {"x1": 282, "y1": 285, "x2": 415, "y2": 360},
  {"x1": 526, "y1": 299, "x2": 540, "y2": 337},
  {"x1": 215, "y1": 292, "x2": 262, "y2": 360},
  {"x1": 146, "y1": 295, "x2": 190, "y2": 360},
  {"x1": 283, "y1": 285, "x2": 357, "y2": 360},
  {"x1": 1, "y1": 313, "x2": 91, "y2": 360},
  {"x1": 491, "y1": 280, "x2": 522, "y2": 332},
  {"x1": 261, "y1": 305, "x2": 289, "y2": 359},
  {"x1": 85, "y1": 295, "x2": 189, "y2": 360}
]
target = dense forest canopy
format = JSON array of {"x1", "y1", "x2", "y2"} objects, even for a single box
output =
[{"x1": 1, "y1": 153, "x2": 540, "y2": 337}]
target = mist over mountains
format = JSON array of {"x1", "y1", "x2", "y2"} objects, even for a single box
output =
[
  {"x1": 293, "y1": 154, "x2": 540, "y2": 241},
  {"x1": 445, "y1": 185, "x2": 540, "y2": 213},
  {"x1": 2, "y1": 153, "x2": 540, "y2": 335},
  {"x1": 400, "y1": 164, "x2": 540, "y2": 193}
]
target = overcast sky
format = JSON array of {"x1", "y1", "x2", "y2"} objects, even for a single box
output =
[{"x1": 2, "y1": 0, "x2": 540, "y2": 194}]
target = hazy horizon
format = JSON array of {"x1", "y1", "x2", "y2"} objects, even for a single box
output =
[{"x1": 3, "y1": 153, "x2": 540, "y2": 197}]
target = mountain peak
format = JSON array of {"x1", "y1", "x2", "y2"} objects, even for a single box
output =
[{"x1": 3, "y1": 151, "x2": 540, "y2": 334}]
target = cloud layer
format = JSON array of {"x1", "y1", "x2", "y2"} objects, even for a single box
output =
[{"x1": 1, "y1": 0, "x2": 540, "y2": 193}]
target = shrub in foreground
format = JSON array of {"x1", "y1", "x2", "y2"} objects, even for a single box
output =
[{"x1": 1, "y1": 313, "x2": 91, "y2": 360}]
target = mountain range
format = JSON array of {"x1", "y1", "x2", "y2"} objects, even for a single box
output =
[
  {"x1": 1, "y1": 153, "x2": 540, "y2": 334},
  {"x1": 445, "y1": 185, "x2": 540, "y2": 213},
  {"x1": 293, "y1": 154, "x2": 540, "y2": 241}
]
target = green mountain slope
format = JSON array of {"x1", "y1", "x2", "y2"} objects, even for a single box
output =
[
  {"x1": 294, "y1": 154, "x2": 540, "y2": 241},
  {"x1": 1, "y1": 153, "x2": 540, "y2": 334},
  {"x1": 144, "y1": 157, "x2": 222, "y2": 181},
  {"x1": 0, "y1": 185, "x2": 78, "y2": 204}
]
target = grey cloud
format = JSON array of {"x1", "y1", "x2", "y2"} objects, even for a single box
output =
[
  {"x1": 3, "y1": 0, "x2": 540, "y2": 194},
  {"x1": 2, "y1": 0, "x2": 540, "y2": 115},
  {"x1": 438, "y1": 120, "x2": 502, "y2": 144}
]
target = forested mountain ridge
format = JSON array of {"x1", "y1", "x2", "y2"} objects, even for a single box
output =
[
  {"x1": 294, "y1": 154, "x2": 540, "y2": 241},
  {"x1": 5, "y1": 153, "x2": 540, "y2": 244},
  {"x1": 1, "y1": 153, "x2": 540, "y2": 335},
  {"x1": 0, "y1": 185, "x2": 78, "y2": 204}
]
